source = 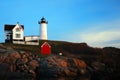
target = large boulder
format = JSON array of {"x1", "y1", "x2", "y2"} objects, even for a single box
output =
[
  {"x1": 36, "y1": 55, "x2": 87, "y2": 78},
  {"x1": 0, "y1": 63, "x2": 10, "y2": 79},
  {"x1": 0, "y1": 48, "x2": 6, "y2": 53}
]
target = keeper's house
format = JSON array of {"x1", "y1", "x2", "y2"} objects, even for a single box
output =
[{"x1": 4, "y1": 22, "x2": 24, "y2": 43}]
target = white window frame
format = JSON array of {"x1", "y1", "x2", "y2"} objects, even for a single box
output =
[
  {"x1": 16, "y1": 28, "x2": 20, "y2": 32},
  {"x1": 16, "y1": 34, "x2": 21, "y2": 38}
]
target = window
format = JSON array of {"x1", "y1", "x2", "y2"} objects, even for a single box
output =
[
  {"x1": 16, "y1": 34, "x2": 21, "y2": 38},
  {"x1": 16, "y1": 28, "x2": 20, "y2": 32}
]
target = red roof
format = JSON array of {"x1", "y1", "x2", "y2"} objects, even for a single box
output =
[{"x1": 4, "y1": 24, "x2": 24, "y2": 30}]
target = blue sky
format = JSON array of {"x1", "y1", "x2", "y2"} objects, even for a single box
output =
[{"x1": 0, "y1": 0, "x2": 120, "y2": 48}]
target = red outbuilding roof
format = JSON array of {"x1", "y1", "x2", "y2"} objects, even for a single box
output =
[{"x1": 41, "y1": 42, "x2": 51, "y2": 55}]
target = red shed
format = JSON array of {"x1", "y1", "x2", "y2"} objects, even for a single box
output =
[{"x1": 41, "y1": 42, "x2": 51, "y2": 55}]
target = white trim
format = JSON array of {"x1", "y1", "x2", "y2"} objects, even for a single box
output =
[
  {"x1": 12, "y1": 24, "x2": 24, "y2": 40},
  {"x1": 41, "y1": 42, "x2": 51, "y2": 48}
]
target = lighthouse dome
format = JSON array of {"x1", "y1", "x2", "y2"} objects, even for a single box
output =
[{"x1": 40, "y1": 17, "x2": 48, "y2": 24}]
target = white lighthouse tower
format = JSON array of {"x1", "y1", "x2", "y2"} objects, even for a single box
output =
[{"x1": 38, "y1": 17, "x2": 48, "y2": 40}]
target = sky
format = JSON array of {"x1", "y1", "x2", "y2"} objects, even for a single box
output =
[{"x1": 0, "y1": 0, "x2": 120, "y2": 48}]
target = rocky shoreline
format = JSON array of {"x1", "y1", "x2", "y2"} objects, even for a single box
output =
[
  {"x1": 0, "y1": 53, "x2": 88, "y2": 79},
  {"x1": 0, "y1": 44, "x2": 120, "y2": 80},
  {"x1": 0, "y1": 45, "x2": 88, "y2": 80}
]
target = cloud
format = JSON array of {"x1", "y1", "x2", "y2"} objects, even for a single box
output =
[
  {"x1": 80, "y1": 30, "x2": 120, "y2": 43},
  {"x1": 79, "y1": 30, "x2": 120, "y2": 48},
  {"x1": 62, "y1": 20, "x2": 120, "y2": 48}
]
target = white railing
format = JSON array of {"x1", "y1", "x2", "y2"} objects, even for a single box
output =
[
  {"x1": 25, "y1": 42, "x2": 39, "y2": 45},
  {"x1": 13, "y1": 41, "x2": 25, "y2": 44},
  {"x1": 13, "y1": 41, "x2": 39, "y2": 45}
]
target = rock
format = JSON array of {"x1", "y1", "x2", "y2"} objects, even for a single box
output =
[
  {"x1": 36, "y1": 55, "x2": 87, "y2": 78},
  {"x1": 0, "y1": 63, "x2": 10, "y2": 72},
  {"x1": 28, "y1": 60, "x2": 39, "y2": 70},
  {"x1": 64, "y1": 68, "x2": 77, "y2": 77},
  {"x1": 0, "y1": 47, "x2": 88, "y2": 79},
  {"x1": 0, "y1": 54, "x2": 13, "y2": 65},
  {"x1": 91, "y1": 62, "x2": 105, "y2": 71},
  {"x1": 8, "y1": 52, "x2": 21, "y2": 59},
  {"x1": 0, "y1": 49, "x2": 6, "y2": 53},
  {"x1": 15, "y1": 58, "x2": 27, "y2": 71},
  {"x1": 6, "y1": 72, "x2": 22, "y2": 79},
  {"x1": 0, "y1": 63, "x2": 10, "y2": 78},
  {"x1": 0, "y1": 54, "x2": 8, "y2": 63},
  {"x1": 73, "y1": 58, "x2": 86, "y2": 69},
  {"x1": 57, "y1": 60, "x2": 68, "y2": 67}
]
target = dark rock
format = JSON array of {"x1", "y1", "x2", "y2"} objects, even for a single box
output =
[
  {"x1": 28, "y1": 60, "x2": 39, "y2": 70},
  {"x1": 0, "y1": 63, "x2": 10, "y2": 79},
  {"x1": 36, "y1": 55, "x2": 87, "y2": 78},
  {"x1": 0, "y1": 43, "x2": 120, "y2": 80},
  {"x1": 0, "y1": 49, "x2": 6, "y2": 53}
]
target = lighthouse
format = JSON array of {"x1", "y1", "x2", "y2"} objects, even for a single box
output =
[{"x1": 38, "y1": 17, "x2": 48, "y2": 40}]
